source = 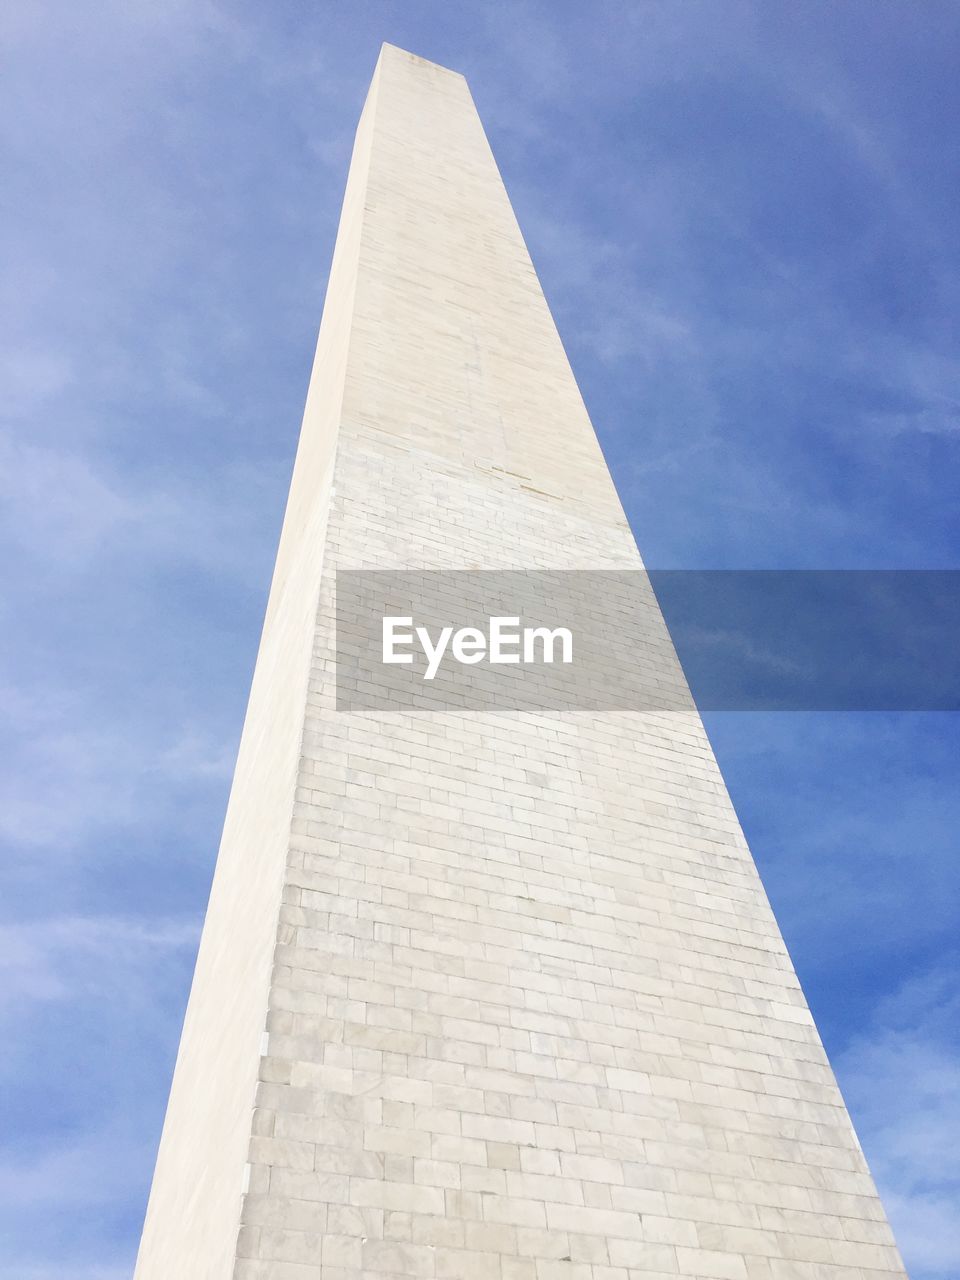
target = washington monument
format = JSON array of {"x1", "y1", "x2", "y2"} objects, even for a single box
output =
[{"x1": 135, "y1": 45, "x2": 906, "y2": 1280}]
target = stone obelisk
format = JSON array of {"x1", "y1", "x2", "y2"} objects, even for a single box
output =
[{"x1": 135, "y1": 44, "x2": 906, "y2": 1280}]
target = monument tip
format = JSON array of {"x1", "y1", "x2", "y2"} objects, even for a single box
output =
[{"x1": 377, "y1": 41, "x2": 465, "y2": 79}]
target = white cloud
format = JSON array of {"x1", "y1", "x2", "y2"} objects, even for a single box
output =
[
  {"x1": 0, "y1": 913, "x2": 199, "y2": 1010},
  {"x1": 0, "y1": 436, "x2": 131, "y2": 561},
  {"x1": 0, "y1": 679, "x2": 236, "y2": 848},
  {"x1": 0, "y1": 910, "x2": 198, "y2": 1275},
  {"x1": 0, "y1": 430, "x2": 284, "y2": 581},
  {"x1": 0, "y1": 1269, "x2": 129, "y2": 1280},
  {"x1": 837, "y1": 960, "x2": 960, "y2": 1278},
  {"x1": 0, "y1": 345, "x2": 74, "y2": 416}
]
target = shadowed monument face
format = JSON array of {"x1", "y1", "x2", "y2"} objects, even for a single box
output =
[{"x1": 134, "y1": 43, "x2": 908, "y2": 1280}]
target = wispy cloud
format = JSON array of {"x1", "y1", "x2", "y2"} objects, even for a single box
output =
[
  {"x1": 0, "y1": 677, "x2": 237, "y2": 848},
  {"x1": 0, "y1": 1269, "x2": 130, "y2": 1280},
  {"x1": 0, "y1": 911, "x2": 198, "y2": 1276},
  {"x1": 837, "y1": 960, "x2": 960, "y2": 1277},
  {"x1": 0, "y1": 435, "x2": 286, "y2": 581},
  {"x1": 0, "y1": 913, "x2": 199, "y2": 1010}
]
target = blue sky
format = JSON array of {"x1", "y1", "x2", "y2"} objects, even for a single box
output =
[{"x1": 1, "y1": 2, "x2": 957, "y2": 1276}]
